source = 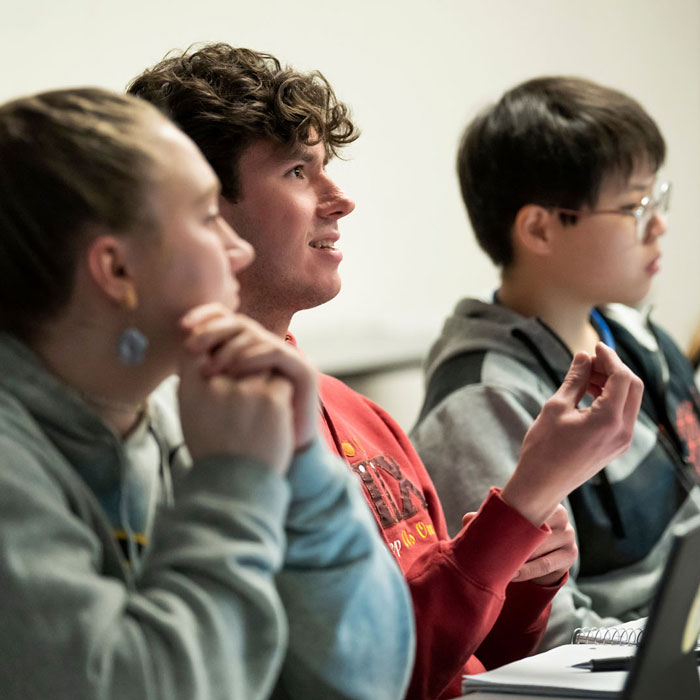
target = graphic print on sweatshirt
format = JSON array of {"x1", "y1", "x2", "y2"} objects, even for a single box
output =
[
  {"x1": 347, "y1": 445, "x2": 437, "y2": 565},
  {"x1": 319, "y1": 420, "x2": 441, "y2": 571}
]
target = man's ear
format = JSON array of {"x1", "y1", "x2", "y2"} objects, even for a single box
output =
[
  {"x1": 512, "y1": 204, "x2": 557, "y2": 257},
  {"x1": 85, "y1": 234, "x2": 137, "y2": 307}
]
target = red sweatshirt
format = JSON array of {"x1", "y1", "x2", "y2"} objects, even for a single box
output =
[{"x1": 317, "y1": 372, "x2": 566, "y2": 700}]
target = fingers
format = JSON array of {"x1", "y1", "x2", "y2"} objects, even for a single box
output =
[
  {"x1": 523, "y1": 505, "x2": 571, "y2": 560},
  {"x1": 513, "y1": 508, "x2": 577, "y2": 583},
  {"x1": 178, "y1": 366, "x2": 295, "y2": 473},
  {"x1": 177, "y1": 344, "x2": 210, "y2": 387},
  {"x1": 544, "y1": 503, "x2": 569, "y2": 532},
  {"x1": 586, "y1": 369, "x2": 608, "y2": 397},
  {"x1": 589, "y1": 343, "x2": 636, "y2": 425},
  {"x1": 621, "y1": 369, "x2": 644, "y2": 433},
  {"x1": 201, "y1": 334, "x2": 273, "y2": 378},
  {"x1": 179, "y1": 303, "x2": 231, "y2": 330},
  {"x1": 231, "y1": 345, "x2": 319, "y2": 449},
  {"x1": 552, "y1": 352, "x2": 592, "y2": 406},
  {"x1": 178, "y1": 304, "x2": 319, "y2": 450},
  {"x1": 512, "y1": 546, "x2": 576, "y2": 583},
  {"x1": 182, "y1": 314, "x2": 257, "y2": 363},
  {"x1": 461, "y1": 512, "x2": 477, "y2": 528}
]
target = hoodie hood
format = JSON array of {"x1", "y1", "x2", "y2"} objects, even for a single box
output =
[
  {"x1": 425, "y1": 297, "x2": 573, "y2": 390},
  {"x1": 0, "y1": 333, "x2": 183, "y2": 570},
  {"x1": 0, "y1": 332, "x2": 123, "y2": 487},
  {"x1": 425, "y1": 297, "x2": 662, "y2": 391}
]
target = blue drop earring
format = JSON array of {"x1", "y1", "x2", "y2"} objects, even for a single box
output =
[
  {"x1": 118, "y1": 286, "x2": 148, "y2": 365},
  {"x1": 118, "y1": 327, "x2": 148, "y2": 365}
]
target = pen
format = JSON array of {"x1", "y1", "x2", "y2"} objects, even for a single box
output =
[
  {"x1": 572, "y1": 649, "x2": 700, "y2": 672},
  {"x1": 571, "y1": 656, "x2": 634, "y2": 672}
]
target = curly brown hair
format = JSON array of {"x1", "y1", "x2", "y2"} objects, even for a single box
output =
[{"x1": 127, "y1": 43, "x2": 359, "y2": 201}]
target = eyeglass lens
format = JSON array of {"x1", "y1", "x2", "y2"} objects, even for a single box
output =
[{"x1": 637, "y1": 182, "x2": 671, "y2": 241}]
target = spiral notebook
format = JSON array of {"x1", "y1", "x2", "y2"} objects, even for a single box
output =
[
  {"x1": 460, "y1": 514, "x2": 700, "y2": 699},
  {"x1": 571, "y1": 619, "x2": 647, "y2": 647},
  {"x1": 572, "y1": 617, "x2": 700, "y2": 650}
]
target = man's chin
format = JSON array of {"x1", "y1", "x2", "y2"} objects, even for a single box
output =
[
  {"x1": 292, "y1": 281, "x2": 342, "y2": 312},
  {"x1": 298, "y1": 293, "x2": 340, "y2": 313}
]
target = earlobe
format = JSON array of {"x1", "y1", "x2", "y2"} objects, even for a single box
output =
[
  {"x1": 512, "y1": 205, "x2": 556, "y2": 257},
  {"x1": 86, "y1": 234, "x2": 136, "y2": 306}
]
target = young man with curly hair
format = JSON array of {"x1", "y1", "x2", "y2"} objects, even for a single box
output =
[
  {"x1": 129, "y1": 49, "x2": 643, "y2": 699},
  {"x1": 411, "y1": 76, "x2": 700, "y2": 651}
]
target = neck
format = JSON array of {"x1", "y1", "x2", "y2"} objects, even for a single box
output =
[
  {"x1": 498, "y1": 270, "x2": 600, "y2": 356},
  {"x1": 77, "y1": 389, "x2": 147, "y2": 436},
  {"x1": 31, "y1": 314, "x2": 167, "y2": 437},
  {"x1": 238, "y1": 299, "x2": 293, "y2": 338}
]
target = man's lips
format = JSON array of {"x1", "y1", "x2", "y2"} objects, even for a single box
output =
[
  {"x1": 309, "y1": 232, "x2": 340, "y2": 250},
  {"x1": 646, "y1": 255, "x2": 661, "y2": 274}
]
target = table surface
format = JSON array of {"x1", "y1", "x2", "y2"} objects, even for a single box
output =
[{"x1": 455, "y1": 693, "x2": 577, "y2": 699}]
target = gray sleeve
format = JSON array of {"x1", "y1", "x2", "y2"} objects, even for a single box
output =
[
  {"x1": 412, "y1": 382, "x2": 541, "y2": 536},
  {"x1": 0, "y1": 437, "x2": 291, "y2": 700},
  {"x1": 272, "y1": 440, "x2": 414, "y2": 700}
]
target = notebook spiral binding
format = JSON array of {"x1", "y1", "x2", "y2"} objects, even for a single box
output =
[{"x1": 571, "y1": 625, "x2": 644, "y2": 646}]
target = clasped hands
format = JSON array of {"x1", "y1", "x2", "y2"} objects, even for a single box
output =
[{"x1": 176, "y1": 303, "x2": 318, "y2": 474}]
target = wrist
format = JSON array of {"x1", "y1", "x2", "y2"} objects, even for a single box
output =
[{"x1": 501, "y1": 474, "x2": 562, "y2": 527}]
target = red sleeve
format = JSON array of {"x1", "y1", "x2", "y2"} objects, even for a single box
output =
[
  {"x1": 315, "y1": 376, "x2": 564, "y2": 700},
  {"x1": 356, "y1": 399, "x2": 565, "y2": 695},
  {"x1": 404, "y1": 489, "x2": 567, "y2": 700},
  {"x1": 474, "y1": 576, "x2": 566, "y2": 671}
]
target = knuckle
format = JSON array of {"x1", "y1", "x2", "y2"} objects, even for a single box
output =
[
  {"x1": 619, "y1": 425, "x2": 634, "y2": 445},
  {"x1": 542, "y1": 398, "x2": 566, "y2": 417},
  {"x1": 605, "y1": 414, "x2": 623, "y2": 434},
  {"x1": 563, "y1": 545, "x2": 577, "y2": 567},
  {"x1": 553, "y1": 504, "x2": 568, "y2": 523},
  {"x1": 533, "y1": 558, "x2": 550, "y2": 578}
]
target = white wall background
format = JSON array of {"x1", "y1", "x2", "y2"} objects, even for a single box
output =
[{"x1": 2, "y1": 0, "x2": 699, "y2": 394}]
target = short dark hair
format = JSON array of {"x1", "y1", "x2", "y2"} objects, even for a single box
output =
[
  {"x1": 128, "y1": 43, "x2": 359, "y2": 201},
  {"x1": 0, "y1": 88, "x2": 164, "y2": 339},
  {"x1": 457, "y1": 76, "x2": 666, "y2": 267}
]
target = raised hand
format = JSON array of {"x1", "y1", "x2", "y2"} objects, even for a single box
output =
[
  {"x1": 179, "y1": 303, "x2": 319, "y2": 451},
  {"x1": 502, "y1": 342, "x2": 643, "y2": 526}
]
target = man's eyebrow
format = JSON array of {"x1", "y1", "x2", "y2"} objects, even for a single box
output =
[
  {"x1": 285, "y1": 143, "x2": 328, "y2": 166},
  {"x1": 285, "y1": 145, "x2": 314, "y2": 163}
]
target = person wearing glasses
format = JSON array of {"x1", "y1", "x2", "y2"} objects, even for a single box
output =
[{"x1": 412, "y1": 75, "x2": 700, "y2": 650}]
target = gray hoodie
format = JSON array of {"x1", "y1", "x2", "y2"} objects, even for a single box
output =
[
  {"x1": 0, "y1": 332, "x2": 413, "y2": 699},
  {"x1": 411, "y1": 298, "x2": 700, "y2": 650}
]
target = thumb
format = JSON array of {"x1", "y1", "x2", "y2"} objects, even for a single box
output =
[
  {"x1": 554, "y1": 352, "x2": 591, "y2": 405},
  {"x1": 177, "y1": 350, "x2": 209, "y2": 389},
  {"x1": 461, "y1": 511, "x2": 478, "y2": 528}
]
